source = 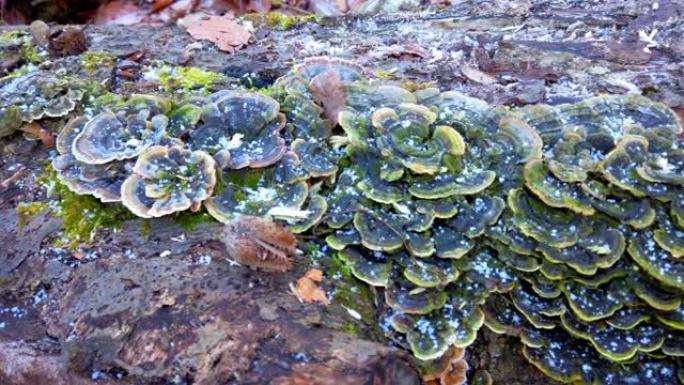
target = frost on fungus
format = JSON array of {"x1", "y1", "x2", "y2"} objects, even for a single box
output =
[
  {"x1": 187, "y1": 90, "x2": 287, "y2": 169},
  {"x1": 0, "y1": 71, "x2": 84, "y2": 144},
  {"x1": 121, "y1": 145, "x2": 216, "y2": 218},
  {"x1": 72, "y1": 95, "x2": 171, "y2": 164},
  {"x1": 53, "y1": 116, "x2": 131, "y2": 202},
  {"x1": 2, "y1": 56, "x2": 681, "y2": 384}
]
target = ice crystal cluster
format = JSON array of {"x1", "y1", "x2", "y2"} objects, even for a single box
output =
[{"x1": 3, "y1": 58, "x2": 684, "y2": 384}]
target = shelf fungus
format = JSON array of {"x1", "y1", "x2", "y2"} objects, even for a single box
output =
[
  {"x1": 72, "y1": 95, "x2": 171, "y2": 164},
  {"x1": 38, "y1": 58, "x2": 684, "y2": 383},
  {"x1": 423, "y1": 346, "x2": 469, "y2": 385},
  {"x1": 274, "y1": 57, "x2": 369, "y2": 177},
  {"x1": 121, "y1": 145, "x2": 216, "y2": 218},
  {"x1": 205, "y1": 152, "x2": 325, "y2": 233},
  {"x1": 188, "y1": 90, "x2": 287, "y2": 169},
  {"x1": 601, "y1": 135, "x2": 674, "y2": 201},
  {"x1": 522, "y1": 329, "x2": 681, "y2": 385},
  {"x1": 0, "y1": 71, "x2": 84, "y2": 140},
  {"x1": 628, "y1": 233, "x2": 684, "y2": 289},
  {"x1": 52, "y1": 116, "x2": 131, "y2": 202}
]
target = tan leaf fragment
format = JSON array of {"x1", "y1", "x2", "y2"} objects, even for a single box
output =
[
  {"x1": 184, "y1": 13, "x2": 251, "y2": 53},
  {"x1": 460, "y1": 65, "x2": 497, "y2": 85},
  {"x1": 292, "y1": 268, "x2": 330, "y2": 305},
  {"x1": 309, "y1": 70, "x2": 347, "y2": 126}
]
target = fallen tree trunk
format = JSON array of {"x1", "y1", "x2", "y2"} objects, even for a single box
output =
[{"x1": 1, "y1": 1, "x2": 683, "y2": 384}]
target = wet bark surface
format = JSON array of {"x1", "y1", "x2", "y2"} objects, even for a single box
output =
[{"x1": 1, "y1": 1, "x2": 683, "y2": 384}]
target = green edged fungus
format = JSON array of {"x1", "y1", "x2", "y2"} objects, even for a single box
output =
[
  {"x1": 353, "y1": 209, "x2": 404, "y2": 252},
  {"x1": 630, "y1": 276, "x2": 682, "y2": 311},
  {"x1": 653, "y1": 209, "x2": 684, "y2": 259},
  {"x1": 401, "y1": 300, "x2": 485, "y2": 360},
  {"x1": 560, "y1": 311, "x2": 665, "y2": 361},
  {"x1": 656, "y1": 303, "x2": 684, "y2": 331},
  {"x1": 561, "y1": 280, "x2": 624, "y2": 322},
  {"x1": 325, "y1": 225, "x2": 361, "y2": 250},
  {"x1": 409, "y1": 170, "x2": 496, "y2": 199},
  {"x1": 538, "y1": 228, "x2": 625, "y2": 275},
  {"x1": 0, "y1": 71, "x2": 84, "y2": 138},
  {"x1": 508, "y1": 188, "x2": 590, "y2": 248},
  {"x1": 205, "y1": 164, "x2": 309, "y2": 223},
  {"x1": 628, "y1": 233, "x2": 684, "y2": 289},
  {"x1": 385, "y1": 283, "x2": 448, "y2": 314},
  {"x1": 403, "y1": 257, "x2": 460, "y2": 288},
  {"x1": 524, "y1": 159, "x2": 595, "y2": 215},
  {"x1": 291, "y1": 138, "x2": 339, "y2": 177},
  {"x1": 369, "y1": 103, "x2": 463, "y2": 175},
  {"x1": 337, "y1": 247, "x2": 391, "y2": 287},
  {"x1": 121, "y1": 145, "x2": 216, "y2": 218},
  {"x1": 483, "y1": 294, "x2": 546, "y2": 348},
  {"x1": 188, "y1": 90, "x2": 287, "y2": 169},
  {"x1": 433, "y1": 225, "x2": 474, "y2": 259},
  {"x1": 601, "y1": 135, "x2": 673, "y2": 201},
  {"x1": 40, "y1": 57, "x2": 684, "y2": 383},
  {"x1": 523, "y1": 330, "x2": 680, "y2": 385},
  {"x1": 605, "y1": 307, "x2": 650, "y2": 330}
]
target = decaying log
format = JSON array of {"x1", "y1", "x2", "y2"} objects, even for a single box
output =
[{"x1": 1, "y1": 1, "x2": 683, "y2": 384}]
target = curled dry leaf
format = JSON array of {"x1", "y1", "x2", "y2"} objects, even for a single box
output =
[
  {"x1": 94, "y1": 0, "x2": 150, "y2": 26},
  {"x1": 292, "y1": 268, "x2": 330, "y2": 305},
  {"x1": 184, "y1": 13, "x2": 251, "y2": 53},
  {"x1": 460, "y1": 65, "x2": 497, "y2": 85},
  {"x1": 424, "y1": 347, "x2": 469, "y2": 385},
  {"x1": 220, "y1": 216, "x2": 297, "y2": 272},
  {"x1": 19, "y1": 122, "x2": 55, "y2": 148},
  {"x1": 309, "y1": 70, "x2": 347, "y2": 125}
]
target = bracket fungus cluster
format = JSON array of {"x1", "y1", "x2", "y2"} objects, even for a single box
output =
[
  {"x1": 3, "y1": 56, "x2": 682, "y2": 384},
  {"x1": 0, "y1": 71, "x2": 84, "y2": 144},
  {"x1": 44, "y1": 79, "x2": 325, "y2": 234}
]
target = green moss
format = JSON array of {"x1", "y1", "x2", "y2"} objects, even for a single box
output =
[
  {"x1": 302, "y1": 241, "x2": 326, "y2": 265},
  {"x1": 375, "y1": 68, "x2": 398, "y2": 80},
  {"x1": 16, "y1": 201, "x2": 48, "y2": 229},
  {"x1": 0, "y1": 30, "x2": 24, "y2": 44},
  {"x1": 39, "y1": 168, "x2": 134, "y2": 249},
  {"x1": 139, "y1": 220, "x2": 151, "y2": 240},
  {"x1": 344, "y1": 322, "x2": 361, "y2": 334},
  {"x1": 242, "y1": 12, "x2": 321, "y2": 31},
  {"x1": 171, "y1": 210, "x2": 215, "y2": 232},
  {"x1": 327, "y1": 254, "x2": 377, "y2": 323},
  {"x1": 148, "y1": 63, "x2": 224, "y2": 94},
  {"x1": 253, "y1": 85, "x2": 276, "y2": 97},
  {"x1": 0, "y1": 30, "x2": 42, "y2": 64},
  {"x1": 401, "y1": 77, "x2": 436, "y2": 92},
  {"x1": 80, "y1": 51, "x2": 115, "y2": 76}
]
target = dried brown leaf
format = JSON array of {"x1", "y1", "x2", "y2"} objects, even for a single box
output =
[
  {"x1": 424, "y1": 347, "x2": 468, "y2": 385},
  {"x1": 292, "y1": 268, "x2": 329, "y2": 305},
  {"x1": 185, "y1": 13, "x2": 251, "y2": 53},
  {"x1": 460, "y1": 65, "x2": 497, "y2": 85},
  {"x1": 94, "y1": 0, "x2": 149, "y2": 26},
  {"x1": 368, "y1": 43, "x2": 429, "y2": 61},
  {"x1": 604, "y1": 40, "x2": 651, "y2": 64},
  {"x1": 19, "y1": 123, "x2": 55, "y2": 149},
  {"x1": 304, "y1": 268, "x2": 323, "y2": 282},
  {"x1": 309, "y1": 70, "x2": 346, "y2": 125}
]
